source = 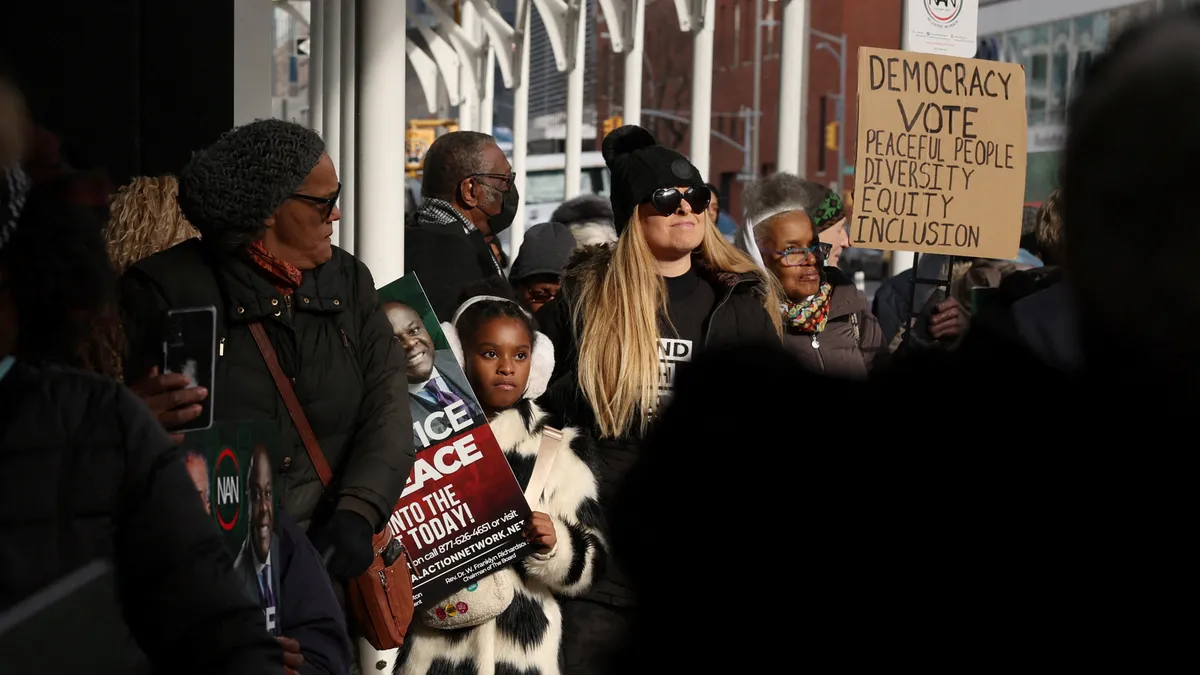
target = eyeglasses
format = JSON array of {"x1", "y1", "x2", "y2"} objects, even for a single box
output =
[
  {"x1": 470, "y1": 172, "x2": 515, "y2": 192},
  {"x1": 524, "y1": 287, "x2": 558, "y2": 304},
  {"x1": 650, "y1": 186, "x2": 711, "y2": 216},
  {"x1": 291, "y1": 182, "x2": 342, "y2": 219},
  {"x1": 774, "y1": 243, "x2": 832, "y2": 267}
]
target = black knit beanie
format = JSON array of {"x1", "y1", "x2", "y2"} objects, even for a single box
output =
[
  {"x1": 602, "y1": 125, "x2": 704, "y2": 235},
  {"x1": 178, "y1": 118, "x2": 325, "y2": 252}
]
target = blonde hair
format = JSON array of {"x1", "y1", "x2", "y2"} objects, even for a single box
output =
[
  {"x1": 106, "y1": 175, "x2": 199, "y2": 272},
  {"x1": 1036, "y1": 189, "x2": 1064, "y2": 266},
  {"x1": 572, "y1": 211, "x2": 781, "y2": 438}
]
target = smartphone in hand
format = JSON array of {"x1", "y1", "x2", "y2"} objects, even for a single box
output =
[{"x1": 163, "y1": 306, "x2": 217, "y2": 432}]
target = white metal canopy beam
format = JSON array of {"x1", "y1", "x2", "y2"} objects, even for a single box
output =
[
  {"x1": 408, "y1": 39, "x2": 443, "y2": 115},
  {"x1": 412, "y1": 12, "x2": 462, "y2": 106},
  {"x1": 688, "y1": 0, "x2": 714, "y2": 177},
  {"x1": 532, "y1": 0, "x2": 578, "y2": 72},
  {"x1": 596, "y1": 0, "x2": 625, "y2": 52},
  {"x1": 623, "y1": 0, "x2": 644, "y2": 126}
]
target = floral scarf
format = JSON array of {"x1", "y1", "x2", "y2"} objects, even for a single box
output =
[
  {"x1": 783, "y1": 281, "x2": 833, "y2": 333},
  {"x1": 246, "y1": 240, "x2": 303, "y2": 297}
]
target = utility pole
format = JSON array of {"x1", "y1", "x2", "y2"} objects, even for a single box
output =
[
  {"x1": 751, "y1": 0, "x2": 763, "y2": 178},
  {"x1": 810, "y1": 28, "x2": 845, "y2": 192}
]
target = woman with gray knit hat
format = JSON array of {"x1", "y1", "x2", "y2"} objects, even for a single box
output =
[
  {"x1": 536, "y1": 125, "x2": 779, "y2": 674},
  {"x1": 119, "y1": 119, "x2": 413, "y2": 583},
  {"x1": 742, "y1": 172, "x2": 885, "y2": 379}
]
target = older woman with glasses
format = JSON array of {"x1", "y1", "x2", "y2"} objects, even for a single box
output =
[
  {"x1": 119, "y1": 119, "x2": 414, "y2": 585},
  {"x1": 743, "y1": 172, "x2": 884, "y2": 379}
]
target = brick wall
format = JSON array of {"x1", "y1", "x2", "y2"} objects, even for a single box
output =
[{"x1": 595, "y1": 0, "x2": 901, "y2": 218}]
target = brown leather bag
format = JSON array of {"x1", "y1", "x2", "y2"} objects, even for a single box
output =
[{"x1": 249, "y1": 322, "x2": 414, "y2": 650}]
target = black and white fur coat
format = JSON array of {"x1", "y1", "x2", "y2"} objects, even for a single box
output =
[{"x1": 397, "y1": 315, "x2": 607, "y2": 675}]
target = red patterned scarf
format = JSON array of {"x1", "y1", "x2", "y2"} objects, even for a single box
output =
[{"x1": 246, "y1": 240, "x2": 303, "y2": 296}]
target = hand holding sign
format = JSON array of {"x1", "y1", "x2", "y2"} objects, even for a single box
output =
[{"x1": 524, "y1": 511, "x2": 557, "y2": 554}]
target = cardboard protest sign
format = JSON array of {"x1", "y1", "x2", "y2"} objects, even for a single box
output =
[
  {"x1": 851, "y1": 46, "x2": 1027, "y2": 260},
  {"x1": 180, "y1": 421, "x2": 281, "y2": 635},
  {"x1": 378, "y1": 274, "x2": 534, "y2": 611}
]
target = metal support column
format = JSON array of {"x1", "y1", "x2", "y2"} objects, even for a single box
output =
[
  {"x1": 340, "y1": 0, "x2": 357, "y2": 253},
  {"x1": 459, "y1": 2, "x2": 481, "y2": 131},
  {"x1": 623, "y1": 0, "x2": 644, "y2": 127},
  {"x1": 511, "y1": 4, "x2": 532, "y2": 255},
  {"x1": 776, "y1": 0, "x2": 809, "y2": 174},
  {"x1": 310, "y1": 0, "x2": 325, "y2": 132},
  {"x1": 689, "y1": 0, "x2": 715, "y2": 178},
  {"x1": 564, "y1": 0, "x2": 586, "y2": 199},
  {"x1": 323, "y1": 0, "x2": 342, "y2": 181},
  {"x1": 480, "y1": 48, "x2": 496, "y2": 134},
  {"x1": 357, "y1": 0, "x2": 407, "y2": 285}
]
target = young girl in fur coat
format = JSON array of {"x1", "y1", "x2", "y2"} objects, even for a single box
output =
[{"x1": 397, "y1": 293, "x2": 607, "y2": 675}]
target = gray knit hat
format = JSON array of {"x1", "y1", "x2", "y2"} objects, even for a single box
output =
[{"x1": 178, "y1": 118, "x2": 325, "y2": 252}]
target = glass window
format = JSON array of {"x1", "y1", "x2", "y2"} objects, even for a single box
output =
[
  {"x1": 1030, "y1": 53, "x2": 1049, "y2": 88},
  {"x1": 1028, "y1": 97, "x2": 1047, "y2": 127},
  {"x1": 524, "y1": 169, "x2": 608, "y2": 204}
]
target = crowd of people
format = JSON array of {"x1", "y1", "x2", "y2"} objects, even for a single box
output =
[{"x1": 2, "y1": 5, "x2": 1196, "y2": 674}]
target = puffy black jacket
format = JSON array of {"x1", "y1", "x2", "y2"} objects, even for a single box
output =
[
  {"x1": 0, "y1": 360, "x2": 280, "y2": 674},
  {"x1": 119, "y1": 239, "x2": 413, "y2": 531},
  {"x1": 535, "y1": 244, "x2": 779, "y2": 610}
]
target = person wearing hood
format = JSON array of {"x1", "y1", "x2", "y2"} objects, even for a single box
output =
[
  {"x1": 396, "y1": 281, "x2": 605, "y2": 675},
  {"x1": 742, "y1": 173, "x2": 885, "y2": 379},
  {"x1": 406, "y1": 131, "x2": 518, "y2": 319},
  {"x1": 549, "y1": 194, "x2": 618, "y2": 246},
  {"x1": 508, "y1": 221, "x2": 577, "y2": 313},
  {"x1": 536, "y1": 125, "x2": 779, "y2": 674}
]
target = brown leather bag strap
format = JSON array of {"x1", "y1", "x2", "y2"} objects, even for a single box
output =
[{"x1": 248, "y1": 321, "x2": 334, "y2": 487}]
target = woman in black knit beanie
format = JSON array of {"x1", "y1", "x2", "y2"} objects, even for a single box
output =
[{"x1": 118, "y1": 119, "x2": 414, "y2": 589}]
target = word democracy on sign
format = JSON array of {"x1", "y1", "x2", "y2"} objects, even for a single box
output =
[{"x1": 870, "y1": 54, "x2": 1014, "y2": 101}]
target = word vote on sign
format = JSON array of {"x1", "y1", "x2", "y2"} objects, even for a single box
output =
[{"x1": 851, "y1": 46, "x2": 1027, "y2": 260}]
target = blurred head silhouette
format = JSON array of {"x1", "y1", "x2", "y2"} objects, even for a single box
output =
[{"x1": 1064, "y1": 6, "x2": 1200, "y2": 382}]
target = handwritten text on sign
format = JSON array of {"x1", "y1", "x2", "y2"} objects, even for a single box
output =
[{"x1": 851, "y1": 47, "x2": 1027, "y2": 259}]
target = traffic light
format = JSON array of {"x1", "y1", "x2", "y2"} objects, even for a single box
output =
[
  {"x1": 825, "y1": 122, "x2": 839, "y2": 151},
  {"x1": 602, "y1": 116, "x2": 623, "y2": 137}
]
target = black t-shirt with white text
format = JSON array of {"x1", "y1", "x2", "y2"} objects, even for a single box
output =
[{"x1": 658, "y1": 266, "x2": 717, "y2": 406}]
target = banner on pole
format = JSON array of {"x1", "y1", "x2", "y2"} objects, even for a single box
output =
[{"x1": 850, "y1": 46, "x2": 1027, "y2": 260}]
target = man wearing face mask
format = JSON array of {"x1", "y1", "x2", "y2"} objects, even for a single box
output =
[{"x1": 407, "y1": 132, "x2": 520, "y2": 318}]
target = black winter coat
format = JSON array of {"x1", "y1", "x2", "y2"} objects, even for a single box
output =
[
  {"x1": 119, "y1": 239, "x2": 413, "y2": 531},
  {"x1": 536, "y1": 245, "x2": 778, "y2": 607},
  {"x1": 0, "y1": 360, "x2": 279, "y2": 674}
]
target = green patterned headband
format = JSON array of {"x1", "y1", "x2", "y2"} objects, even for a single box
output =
[{"x1": 812, "y1": 190, "x2": 846, "y2": 233}]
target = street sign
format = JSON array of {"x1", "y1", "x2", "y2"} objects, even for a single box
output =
[
  {"x1": 906, "y1": 0, "x2": 979, "y2": 58},
  {"x1": 296, "y1": 37, "x2": 310, "y2": 56}
]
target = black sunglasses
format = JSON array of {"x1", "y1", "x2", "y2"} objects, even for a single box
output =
[
  {"x1": 291, "y1": 182, "x2": 342, "y2": 219},
  {"x1": 650, "y1": 186, "x2": 711, "y2": 216}
]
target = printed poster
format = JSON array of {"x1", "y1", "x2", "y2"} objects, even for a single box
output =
[
  {"x1": 378, "y1": 273, "x2": 534, "y2": 611},
  {"x1": 180, "y1": 421, "x2": 281, "y2": 636}
]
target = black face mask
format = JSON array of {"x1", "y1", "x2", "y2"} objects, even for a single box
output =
[{"x1": 484, "y1": 184, "x2": 520, "y2": 235}]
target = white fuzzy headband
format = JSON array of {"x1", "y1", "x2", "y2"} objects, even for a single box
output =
[{"x1": 441, "y1": 295, "x2": 555, "y2": 401}]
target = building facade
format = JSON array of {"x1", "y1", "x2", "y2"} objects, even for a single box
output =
[
  {"x1": 594, "y1": 0, "x2": 901, "y2": 219},
  {"x1": 978, "y1": 0, "x2": 1200, "y2": 201}
]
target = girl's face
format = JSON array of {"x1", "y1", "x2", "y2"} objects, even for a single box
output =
[{"x1": 465, "y1": 316, "x2": 533, "y2": 414}]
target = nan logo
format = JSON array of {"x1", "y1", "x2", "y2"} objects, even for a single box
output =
[
  {"x1": 214, "y1": 447, "x2": 241, "y2": 532},
  {"x1": 924, "y1": 0, "x2": 963, "y2": 26}
]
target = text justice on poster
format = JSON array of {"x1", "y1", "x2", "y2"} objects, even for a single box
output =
[{"x1": 850, "y1": 47, "x2": 1027, "y2": 260}]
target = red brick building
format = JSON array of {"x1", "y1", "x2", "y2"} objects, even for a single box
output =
[{"x1": 595, "y1": 0, "x2": 902, "y2": 218}]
